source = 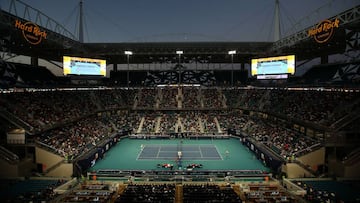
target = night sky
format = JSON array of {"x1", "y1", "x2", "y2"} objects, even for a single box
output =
[{"x1": 1, "y1": 0, "x2": 359, "y2": 42}]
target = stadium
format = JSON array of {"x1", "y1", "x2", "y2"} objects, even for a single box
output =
[{"x1": 0, "y1": 0, "x2": 360, "y2": 202}]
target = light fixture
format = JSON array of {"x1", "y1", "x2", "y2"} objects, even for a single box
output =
[
  {"x1": 228, "y1": 50, "x2": 236, "y2": 55},
  {"x1": 124, "y1": 51, "x2": 133, "y2": 55},
  {"x1": 124, "y1": 51, "x2": 133, "y2": 88},
  {"x1": 228, "y1": 50, "x2": 236, "y2": 86}
]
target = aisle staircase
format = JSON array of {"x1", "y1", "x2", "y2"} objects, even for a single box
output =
[
  {"x1": 198, "y1": 117, "x2": 204, "y2": 133},
  {"x1": 214, "y1": 117, "x2": 222, "y2": 133},
  {"x1": 178, "y1": 117, "x2": 184, "y2": 133},
  {"x1": 0, "y1": 109, "x2": 34, "y2": 134},
  {"x1": 175, "y1": 184, "x2": 183, "y2": 203},
  {"x1": 89, "y1": 91, "x2": 102, "y2": 110},
  {"x1": 136, "y1": 117, "x2": 145, "y2": 134},
  {"x1": 232, "y1": 184, "x2": 243, "y2": 198},
  {"x1": 155, "y1": 116, "x2": 161, "y2": 133},
  {"x1": 258, "y1": 90, "x2": 271, "y2": 110}
]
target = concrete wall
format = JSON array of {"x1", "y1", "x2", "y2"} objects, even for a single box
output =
[
  {"x1": 35, "y1": 147, "x2": 63, "y2": 171},
  {"x1": 344, "y1": 161, "x2": 360, "y2": 178},
  {"x1": 17, "y1": 158, "x2": 36, "y2": 177},
  {"x1": 46, "y1": 163, "x2": 73, "y2": 177},
  {"x1": 328, "y1": 158, "x2": 360, "y2": 178},
  {"x1": 298, "y1": 147, "x2": 325, "y2": 171},
  {"x1": 0, "y1": 160, "x2": 19, "y2": 177},
  {"x1": 328, "y1": 158, "x2": 344, "y2": 177},
  {"x1": 0, "y1": 158, "x2": 36, "y2": 177},
  {"x1": 282, "y1": 163, "x2": 314, "y2": 179}
]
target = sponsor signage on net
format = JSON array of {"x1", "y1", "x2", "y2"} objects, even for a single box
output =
[
  {"x1": 308, "y1": 18, "x2": 339, "y2": 43},
  {"x1": 14, "y1": 19, "x2": 47, "y2": 45}
]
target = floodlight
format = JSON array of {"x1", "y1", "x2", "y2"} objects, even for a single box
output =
[
  {"x1": 228, "y1": 50, "x2": 236, "y2": 55},
  {"x1": 124, "y1": 51, "x2": 133, "y2": 55}
]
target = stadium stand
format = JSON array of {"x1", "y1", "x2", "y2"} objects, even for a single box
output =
[
  {"x1": 183, "y1": 184, "x2": 242, "y2": 203},
  {"x1": 291, "y1": 179, "x2": 360, "y2": 202},
  {"x1": 1, "y1": 75, "x2": 359, "y2": 202},
  {"x1": 0, "y1": 178, "x2": 65, "y2": 202},
  {"x1": 115, "y1": 183, "x2": 175, "y2": 203}
]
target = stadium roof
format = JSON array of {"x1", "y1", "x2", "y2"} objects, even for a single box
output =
[{"x1": 0, "y1": 1, "x2": 359, "y2": 65}]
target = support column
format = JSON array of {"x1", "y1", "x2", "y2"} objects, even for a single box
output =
[
  {"x1": 113, "y1": 63, "x2": 118, "y2": 72},
  {"x1": 274, "y1": 0, "x2": 280, "y2": 41},
  {"x1": 79, "y1": 0, "x2": 84, "y2": 43},
  {"x1": 321, "y1": 55, "x2": 328, "y2": 64},
  {"x1": 241, "y1": 62, "x2": 245, "y2": 71},
  {"x1": 31, "y1": 57, "x2": 38, "y2": 67}
]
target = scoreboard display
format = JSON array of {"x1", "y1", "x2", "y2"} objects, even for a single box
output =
[
  {"x1": 63, "y1": 56, "x2": 106, "y2": 76},
  {"x1": 251, "y1": 55, "x2": 295, "y2": 78}
]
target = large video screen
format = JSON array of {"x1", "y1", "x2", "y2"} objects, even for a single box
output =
[
  {"x1": 63, "y1": 56, "x2": 106, "y2": 76},
  {"x1": 251, "y1": 55, "x2": 295, "y2": 76}
]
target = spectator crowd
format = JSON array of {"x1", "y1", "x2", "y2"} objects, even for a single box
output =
[{"x1": 1, "y1": 87, "x2": 355, "y2": 160}]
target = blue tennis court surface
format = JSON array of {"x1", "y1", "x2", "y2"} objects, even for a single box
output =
[
  {"x1": 138, "y1": 144, "x2": 222, "y2": 160},
  {"x1": 90, "y1": 138, "x2": 270, "y2": 171}
]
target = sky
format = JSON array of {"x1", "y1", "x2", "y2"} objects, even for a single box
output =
[{"x1": 1, "y1": 0, "x2": 359, "y2": 43}]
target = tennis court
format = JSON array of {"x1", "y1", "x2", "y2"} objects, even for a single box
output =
[
  {"x1": 137, "y1": 144, "x2": 222, "y2": 160},
  {"x1": 89, "y1": 137, "x2": 269, "y2": 171}
]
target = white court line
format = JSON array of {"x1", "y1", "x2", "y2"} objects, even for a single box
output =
[
  {"x1": 213, "y1": 145, "x2": 224, "y2": 160},
  {"x1": 137, "y1": 144, "x2": 162, "y2": 160},
  {"x1": 138, "y1": 144, "x2": 222, "y2": 160},
  {"x1": 136, "y1": 144, "x2": 145, "y2": 160},
  {"x1": 199, "y1": 145, "x2": 204, "y2": 158},
  {"x1": 156, "y1": 146, "x2": 161, "y2": 158},
  {"x1": 183, "y1": 157, "x2": 222, "y2": 159}
]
